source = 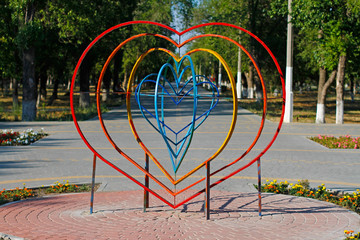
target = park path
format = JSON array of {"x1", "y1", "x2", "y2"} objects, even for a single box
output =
[
  {"x1": 0, "y1": 97, "x2": 359, "y2": 192},
  {"x1": 0, "y1": 95, "x2": 359, "y2": 240}
]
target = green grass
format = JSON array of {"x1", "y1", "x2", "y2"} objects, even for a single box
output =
[
  {"x1": 0, "y1": 87, "x2": 121, "y2": 121},
  {"x1": 237, "y1": 91, "x2": 360, "y2": 124}
]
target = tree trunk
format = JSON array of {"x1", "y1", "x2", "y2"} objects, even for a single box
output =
[
  {"x1": 1, "y1": 77, "x2": 7, "y2": 96},
  {"x1": 12, "y1": 78, "x2": 19, "y2": 108},
  {"x1": 101, "y1": 68, "x2": 111, "y2": 102},
  {"x1": 79, "y1": 56, "x2": 91, "y2": 108},
  {"x1": 316, "y1": 67, "x2": 336, "y2": 123},
  {"x1": 336, "y1": 54, "x2": 346, "y2": 124},
  {"x1": 254, "y1": 74, "x2": 263, "y2": 102},
  {"x1": 21, "y1": 2, "x2": 37, "y2": 121},
  {"x1": 246, "y1": 65, "x2": 254, "y2": 98},
  {"x1": 316, "y1": 67, "x2": 326, "y2": 124},
  {"x1": 123, "y1": 68, "x2": 128, "y2": 90},
  {"x1": 37, "y1": 67, "x2": 47, "y2": 108},
  {"x1": 22, "y1": 47, "x2": 37, "y2": 121},
  {"x1": 112, "y1": 50, "x2": 122, "y2": 93},
  {"x1": 350, "y1": 77, "x2": 355, "y2": 102},
  {"x1": 48, "y1": 75, "x2": 59, "y2": 106}
]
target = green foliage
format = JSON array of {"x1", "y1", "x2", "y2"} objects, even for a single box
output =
[
  {"x1": 190, "y1": 0, "x2": 287, "y2": 90},
  {"x1": 0, "y1": 1, "x2": 21, "y2": 80},
  {"x1": 15, "y1": 21, "x2": 44, "y2": 50},
  {"x1": 291, "y1": 0, "x2": 360, "y2": 70},
  {"x1": 1, "y1": 0, "x2": 359, "y2": 123}
]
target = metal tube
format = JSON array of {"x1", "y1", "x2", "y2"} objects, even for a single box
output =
[
  {"x1": 144, "y1": 153, "x2": 149, "y2": 212},
  {"x1": 90, "y1": 154, "x2": 97, "y2": 214},
  {"x1": 205, "y1": 162, "x2": 210, "y2": 220},
  {"x1": 257, "y1": 158, "x2": 262, "y2": 217}
]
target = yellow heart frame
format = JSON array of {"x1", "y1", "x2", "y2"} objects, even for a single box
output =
[{"x1": 126, "y1": 47, "x2": 237, "y2": 185}]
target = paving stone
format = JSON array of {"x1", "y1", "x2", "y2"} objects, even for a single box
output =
[{"x1": 0, "y1": 190, "x2": 359, "y2": 240}]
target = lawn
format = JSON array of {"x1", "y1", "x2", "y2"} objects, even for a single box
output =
[
  {"x1": 237, "y1": 91, "x2": 360, "y2": 124},
  {"x1": 1, "y1": 87, "x2": 359, "y2": 123},
  {"x1": 0, "y1": 87, "x2": 123, "y2": 121}
]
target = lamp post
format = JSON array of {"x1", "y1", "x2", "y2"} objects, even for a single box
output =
[
  {"x1": 218, "y1": 60, "x2": 222, "y2": 94},
  {"x1": 237, "y1": 32, "x2": 242, "y2": 99},
  {"x1": 284, "y1": 0, "x2": 294, "y2": 123}
]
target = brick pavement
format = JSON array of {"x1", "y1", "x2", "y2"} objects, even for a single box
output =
[{"x1": 1, "y1": 190, "x2": 360, "y2": 240}]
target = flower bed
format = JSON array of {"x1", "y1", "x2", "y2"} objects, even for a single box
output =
[
  {"x1": 0, "y1": 181, "x2": 92, "y2": 206},
  {"x1": 0, "y1": 128, "x2": 47, "y2": 146},
  {"x1": 0, "y1": 186, "x2": 34, "y2": 205},
  {"x1": 309, "y1": 135, "x2": 359, "y2": 149},
  {"x1": 257, "y1": 179, "x2": 359, "y2": 213},
  {"x1": 256, "y1": 179, "x2": 360, "y2": 239},
  {"x1": 344, "y1": 230, "x2": 360, "y2": 239}
]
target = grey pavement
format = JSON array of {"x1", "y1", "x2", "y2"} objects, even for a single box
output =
[
  {"x1": 0, "y1": 96, "x2": 359, "y2": 193},
  {"x1": 0, "y1": 93, "x2": 360, "y2": 240}
]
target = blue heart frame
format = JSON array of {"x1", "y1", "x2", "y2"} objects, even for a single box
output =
[{"x1": 135, "y1": 55, "x2": 219, "y2": 173}]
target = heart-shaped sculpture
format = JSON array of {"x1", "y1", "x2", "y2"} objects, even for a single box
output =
[
  {"x1": 70, "y1": 21, "x2": 285, "y2": 209},
  {"x1": 127, "y1": 47, "x2": 237, "y2": 185},
  {"x1": 135, "y1": 54, "x2": 219, "y2": 174}
]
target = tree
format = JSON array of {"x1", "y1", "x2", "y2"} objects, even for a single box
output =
[
  {"x1": 44, "y1": 0, "x2": 138, "y2": 107},
  {"x1": 10, "y1": 0, "x2": 47, "y2": 121},
  {"x1": 292, "y1": 0, "x2": 360, "y2": 124},
  {"x1": 191, "y1": 0, "x2": 287, "y2": 98},
  {"x1": 0, "y1": 0, "x2": 22, "y2": 108}
]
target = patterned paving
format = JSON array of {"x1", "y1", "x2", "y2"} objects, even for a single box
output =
[{"x1": 1, "y1": 190, "x2": 359, "y2": 240}]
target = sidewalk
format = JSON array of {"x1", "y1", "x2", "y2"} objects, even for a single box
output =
[
  {"x1": 1, "y1": 190, "x2": 359, "y2": 240},
  {"x1": 0, "y1": 102, "x2": 360, "y2": 239}
]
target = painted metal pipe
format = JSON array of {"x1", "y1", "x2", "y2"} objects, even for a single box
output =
[
  {"x1": 205, "y1": 162, "x2": 210, "y2": 220},
  {"x1": 90, "y1": 154, "x2": 97, "y2": 214},
  {"x1": 257, "y1": 158, "x2": 262, "y2": 217},
  {"x1": 144, "y1": 153, "x2": 149, "y2": 212}
]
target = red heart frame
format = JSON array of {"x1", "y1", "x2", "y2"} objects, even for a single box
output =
[{"x1": 70, "y1": 21, "x2": 285, "y2": 208}]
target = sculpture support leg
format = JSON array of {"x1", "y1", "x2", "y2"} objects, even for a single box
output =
[
  {"x1": 205, "y1": 162, "x2": 210, "y2": 220},
  {"x1": 144, "y1": 153, "x2": 149, "y2": 212},
  {"x1": 257, "y1": 158, "x2": 262, "y2": 217},
  {"x1": 90, "y1": 154, "x2": 97, "y2": 214}
]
